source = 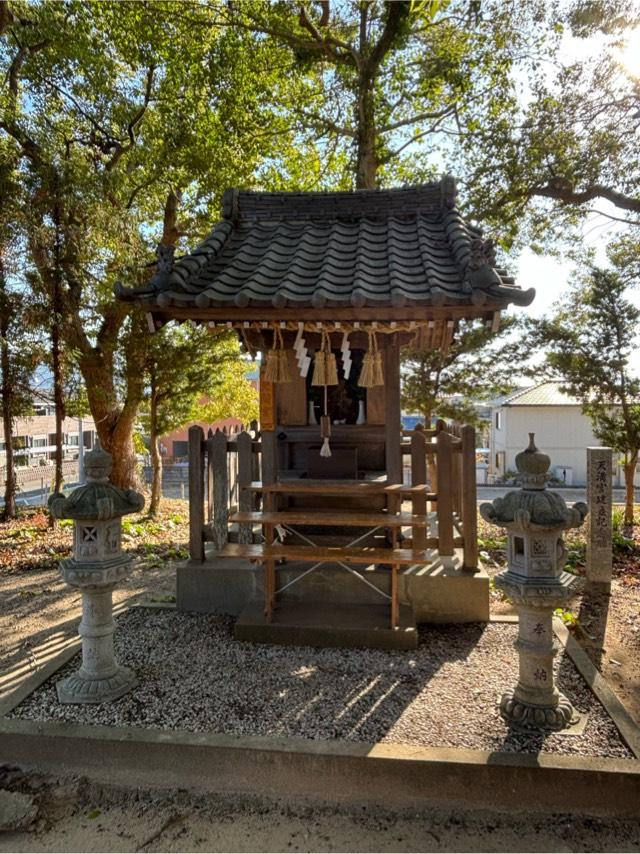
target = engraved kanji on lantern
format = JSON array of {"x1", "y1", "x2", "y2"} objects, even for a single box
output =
[
  {"x1": 480, "y1": 434, "x2": 588, "y2": 730},
  {"x1": 48, "y1": 441, "x2": 144, "y2": 704}
]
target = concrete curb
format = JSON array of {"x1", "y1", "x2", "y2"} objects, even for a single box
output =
[
  {"x1": 0, "y1": 608, "x2": 638, "y2": 816},
  {"x1": 0, "y1": 716, "x2": 638, "y2": 817}
]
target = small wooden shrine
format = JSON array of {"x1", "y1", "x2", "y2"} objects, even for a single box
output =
[{"x1": 117, "y1": 176, "x2": 534, "y2": 648}]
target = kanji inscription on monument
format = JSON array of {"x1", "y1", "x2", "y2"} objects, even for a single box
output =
[{"x1": 586, "y1": 447, "x2": 613, "y2": 588}]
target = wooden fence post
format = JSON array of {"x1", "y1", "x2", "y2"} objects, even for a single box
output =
[
  {"x1": 206, "y1": 428, "x2": 214, "y2": 523},
  {"x1": 188, "y1": 425, "x2": 205, "y2": 561},
  {"x1": 452, "y1": 441, "x2": 461, "y2": 518},
  {"x1": 461, "y1": 425, "x2": 478, "y2": 571},
  {"x1": 411, "y1": 426, "x2": 427, "y2": 549},
  {"x1": 211, "y1": 430, "x2": 229, "y2": 550},
  {"x1": 436, "y1": 430, "x2": 454, "y2": 556},
  {"x1": 237, "y1": 430, "x2": 253, "y2": 544}
]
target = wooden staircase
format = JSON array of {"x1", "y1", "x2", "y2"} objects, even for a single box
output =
[{"x1": 219, "y1": 479, "x2": 435, "y2": 647}]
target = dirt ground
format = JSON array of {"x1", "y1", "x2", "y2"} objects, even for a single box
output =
[
  {"x1": 1, "y1": 770, "x2": 640, "y2": 853},
  {"x1": 1, "y1": 499, "x2": 639, "y2": 852}
]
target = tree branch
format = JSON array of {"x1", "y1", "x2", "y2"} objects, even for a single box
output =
[
  {"x1": 379, "y1": 105, "x2": 455, "y2": 134},
  {"x1": 105, "y1": 65, "x2": 156, "y2": 172},
  {"x1": 530, "y1": 180, "x2": 640, "y2": 214},
  {"x1": 368, "y1": 2, "x2": 408, "y2": 74}
]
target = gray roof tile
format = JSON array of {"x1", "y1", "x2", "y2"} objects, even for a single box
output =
[{"x1": 116, "y1": 178, "x2": 535, "y2": 312}]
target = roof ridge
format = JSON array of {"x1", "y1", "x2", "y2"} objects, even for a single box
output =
[{"x1": 222, "y1": 177, "x2": 457, "y2": 223}]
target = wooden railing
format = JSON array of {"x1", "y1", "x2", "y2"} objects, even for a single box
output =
[
  {"x1": 188, "y1": 420, "x2": 478, "y2": 570},
  {"x1": 188, "y1": 424, "x2": 262, "y2": 560},
  {"x1": 401, "y1": 421, "x2": 478, "y2": 570}
]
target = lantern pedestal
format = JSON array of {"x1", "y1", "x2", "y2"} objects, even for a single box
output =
[
  {"x1": 498, "y1": 599, "x2": 575, "y2": 730},
  {"x1": 56, "y1": 558, "x2": 137, "y2": 704}
]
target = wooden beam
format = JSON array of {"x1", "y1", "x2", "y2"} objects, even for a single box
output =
[
  {"x1": 246, "y1": 480, "x2": 435, "y2": 497},
  {"x1": 228, "y1": 510, "x2": 430, "y2": 527},
  {"x1": 145, "y1": 304, "x2": 508, "y2": 324},
  {"x1": 219, "y1": 542, "x2": 443, "y2": 564},
  {"x1": 236, "y1": 430, "x2": 254, "y2": 545}
]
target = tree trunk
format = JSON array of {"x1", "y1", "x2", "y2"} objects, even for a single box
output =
[
  {"x1": 80, "y1": 355, "x2": 141, "y2": 490},
  {"x1": 51, "y1": 306, "x2": 64, "y2": 495},
  {"x1": 0, "y1": 259, "x2": 16, "y2": 520},
  {"x1": 149, "y1": 382, "x2": 162, "y2": 516},
  {"x1": 355, "y1": 73, "x2": 378, "y2": 190},
  {"x1": 623, "y1": 455, "x2": 637, "y2": 527}
]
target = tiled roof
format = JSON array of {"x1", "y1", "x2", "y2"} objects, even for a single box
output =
[
  {"x1": 116, "y1": 178, "x2": 535, "y2": 312},
  {"x1": 501, "y1": 382, "x2": 581, "y2": 407}
]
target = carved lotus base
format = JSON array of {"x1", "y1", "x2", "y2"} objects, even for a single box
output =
[
  {"x1": 56, "y1": 665, "x2": 136, "y2": 704},
  {"x1": 499, "y1": 689, "x2": 577, "y2": 731}
]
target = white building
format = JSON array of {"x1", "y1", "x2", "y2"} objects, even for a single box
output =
[{"x1": 489, "y1": 381, "x2": 633, "y2": 487}]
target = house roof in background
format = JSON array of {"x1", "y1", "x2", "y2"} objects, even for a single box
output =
[
  {"x1": 501, "y1": 381, "x2": 581, "y2": 407},
  {"x1": 115, "y1": 177, "x2": 535, "y2": 316}
]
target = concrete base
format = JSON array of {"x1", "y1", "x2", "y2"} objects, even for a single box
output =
[
  {"x1": 178, "y1": 551, "x2": 490, "y2": 625},
  {"x1": 235, "y1": 601, "x2": 418, "y2": 649}
]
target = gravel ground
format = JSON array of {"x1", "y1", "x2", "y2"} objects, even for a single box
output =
[{"x1": 10, "y1": 609, "x2": 632, "y2": 759}]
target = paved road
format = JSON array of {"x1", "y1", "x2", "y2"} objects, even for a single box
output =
[
  {"x1": 0, "y1": 483, "x2": 82, "y2": 509},
  {"x1": 476, "y1": 485, "x2": 633, "y2": 503}
]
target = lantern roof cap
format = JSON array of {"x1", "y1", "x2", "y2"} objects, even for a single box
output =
[
  {"x1": 480, "y1": 435, "x2": 587, "y2": 529},
  {"x1": 48, "y1": 441, "x2": 144, "y2": 521}
]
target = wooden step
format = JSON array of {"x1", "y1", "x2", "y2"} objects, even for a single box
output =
[
  {"x1": 228, "y1": 510, "x2": 430, "y2": 528},
  {"x1": 246, "y1": 480, "x2": 436, "y2": 499},
  {"x1": 220, "y1": 542, "x2": 436, "y2": 565}
]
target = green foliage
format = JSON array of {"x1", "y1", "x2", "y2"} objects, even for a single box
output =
[
  {"x1": 401, "y1": 315, "x2": 527, "y2": 426},
  {"x1": 565, "y1": 545, "x2": 586, "y2": 574},
  {"x1": 532, "y1": 265, "x2": 640, "y2": 523},
  {"x1": 1, "y1": 1, "x2": 302, "y2": 484},
  {"x1": 477, "y1": 534, "x2": 507, "y2": 550},
  {"x1": 553, "y1": 607, "x2": 580, "y2": 629},
  {"x1": 611, "y1": 507, "x2": 636, "y2": 553},
  {"x1": 463, "y1": 3, "x2": 640, "y2": 247},
  {"x1": 222, "y1": 0, "x2": 557, "y2": 191},
  {"x1": 140, "y1": 325, "x2": 258, "y2": 439}
]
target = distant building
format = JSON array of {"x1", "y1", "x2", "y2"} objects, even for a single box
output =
[
  {"x1": 489, "y1": 381, "x2": 636, "y2": 487},
  {"x1": 0, "y1": 404, "x2": 96, "y2": 468},
  {"x1": 159, "y1": 367, "x2": 259, "y2": 460}
]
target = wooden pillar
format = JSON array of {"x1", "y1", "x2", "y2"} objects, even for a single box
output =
[
  {"x1": 259, "y1": 365, "x2": 278, "y2": 511},
  {"x1": 211, "y1": 430, "x2": 228, "y2": 551},
  {"x1": 384, "y1": 335, "x2": 402, "y2": 486},
  {"x1": 188, "y1": 425, "x2": 205, "y2": 562},
  {"x1": 237, "y1": 430, "x2": 253, "y2": 545},
  {"x1": 461, "y1": 425, "x2": 478, "y2": 570},
  {"x1": 411, "y1": 426, "x2": 427, "y2": 549},
  {"x1": 436, "y1": 430, "x2": 454, "y2": 556}
]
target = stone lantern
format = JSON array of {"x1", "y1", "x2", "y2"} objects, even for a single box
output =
[
  {"x1": 49, "y1": 441, "x2": 144, "y2": 703},
  {"x1": 480, "y1": 434, "x2": 587, "y2": 730}
]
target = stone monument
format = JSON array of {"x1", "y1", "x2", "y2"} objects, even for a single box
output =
[
  {"x1": 480, "y1": 434, "x2": 588, "y2": 730},
  {"x1": 48, "y1": 441, "x2": 145, "y2": 703},
  {"x1": 586, "y1": 446, "x2": 613, "y2": 590}
]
